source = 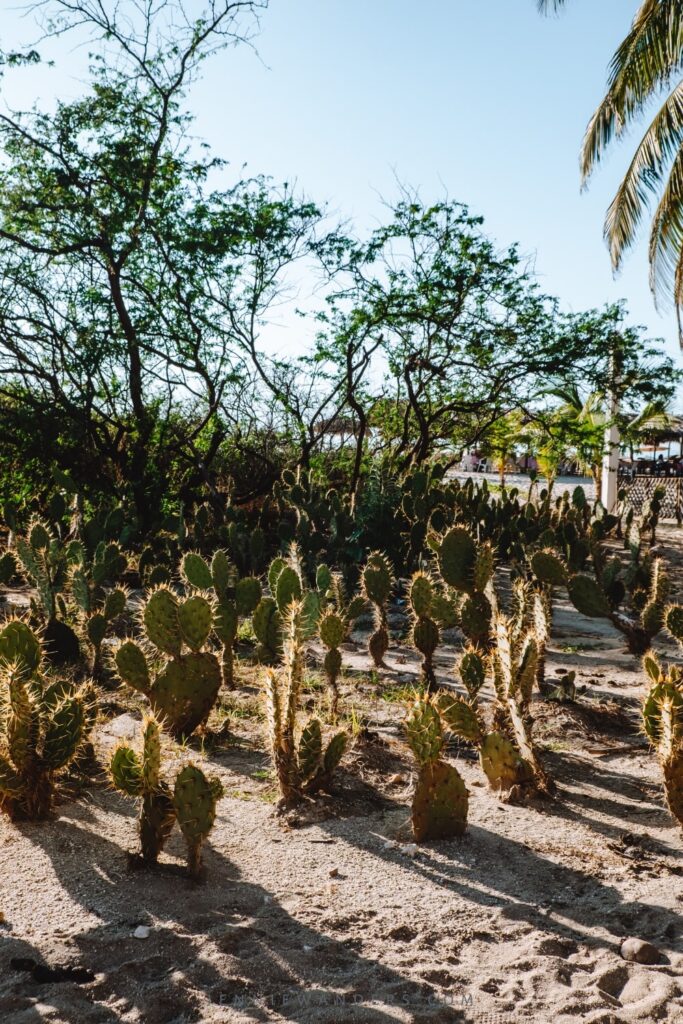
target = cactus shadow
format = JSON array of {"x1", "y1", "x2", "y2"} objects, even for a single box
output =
[
  {"x1": 316, "y1": 817, "x2": 683, "y2": 958},
  {"x1": 8, "y1": 804, "x2": 466, "y2": 1023},
  {"x1": 539, "y1": 750, "x2": 683, "y2": 854}
]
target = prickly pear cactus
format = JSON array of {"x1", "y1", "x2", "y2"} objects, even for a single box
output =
[
  {"x1": 458, "y1": 648, "x2": 487, "y2": 699},
  {"x1": 114, "y1": 587, "x2": 221, "y2": 739},
  {"x1": 404, "y1": 697, "x2": 468, "y2": 842},
  {"x1": 0, "y1": 621, "x2": 94, "y2": 819},
  {"x1": 173, "y1": 764, "x2": 223, "y2": 877},
  {"x1": 408, "y1": 572, "x2": 441, "y2": 692},
  {"x1": 362, "y1": 552, "x2": 394, "y2": 668},
  {"x1": 181, "y1": 550, "x2": 261, "y2": 687},
  {"x1": 438, "y1": 527, "x2": 477, "y2": 593},
  {"x1": 263, "y1": 601, "x2": 347, "y2": 807},
  {"x1": 642, "y1": 667, "x2": 683, "y2": 829},
  {"x1": 529, "y1": 549, "x2": 567, "y2": 588},
  {"x1": 109, "y1": 717, "x2": 176, "y2": 864},
  {"x1": 491, "y1": 615, "x2": 554, "y2": 796},
  {"x1": 318, "y1": 610, "x2": 346, "y2": 718},
  {"x1": 15, "y1": 518, "x2": 82, "y2": 663}
]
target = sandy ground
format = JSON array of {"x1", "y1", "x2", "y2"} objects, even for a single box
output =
[{"x1": 1, "y1": 528, "x2": 683, "y2": 1023}]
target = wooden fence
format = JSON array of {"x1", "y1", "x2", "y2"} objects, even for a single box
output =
[{"x1": 617, "y1": 474, "x2": 683, "y2": 523}]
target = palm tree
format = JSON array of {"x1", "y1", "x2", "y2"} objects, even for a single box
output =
[
  {"x1": 549, "y1": 387, "x2": 607, "y2": 492},
  {"x1": 539, "y1": 1, "x2": 683, "y2": 331}
]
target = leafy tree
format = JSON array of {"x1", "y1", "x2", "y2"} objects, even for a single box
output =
[{"x1": 0, "y1": 1, "x2": 327, "y2": 523}]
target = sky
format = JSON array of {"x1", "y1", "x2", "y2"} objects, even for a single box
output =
[{"x1": 2, "y1": 0, "x2": 683, "y2": 381}]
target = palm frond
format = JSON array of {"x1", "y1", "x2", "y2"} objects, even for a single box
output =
[
  {"x1": 648, "y1": 143, "x2": 683, "y2": 309},
  {"x1": 604, "y1": 81, "x2": 683, "y2": 270},
  {"x1": 581, "y1": 0, "x2": 683, "y2": 183},
  {"x1": 537, "y1": 0, "x2": 569, "y2": 12}
]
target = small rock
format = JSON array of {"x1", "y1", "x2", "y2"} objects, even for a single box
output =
[
  {"x1": 387, "y1": 773, "x2": 406, "y2": 786},
  {"x1": 620, "y1": 937, "x2": 661, "y2": 964},
  {"x1": 328, "y1": 867, "x2": 339, "y2": 878},
  {"x1": 133, "y1": 925, "x2": 150, "y2": 940},
  {"x1": 401, "y1": 844, "x2": 419, "y2": 857}
]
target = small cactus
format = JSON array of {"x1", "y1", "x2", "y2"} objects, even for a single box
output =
[
  {"x1": 362, "y1": 552, "x2": 394, "y2": 668},
  {"x1": 404, "y1": 697, "x2": 468, "y2": 842},
  {"x1": 110, "y1": 717, "x2": 223, "y2": 875},
  {"x1": 173, "y1": 764, "x2": 224, "y2": 878}
]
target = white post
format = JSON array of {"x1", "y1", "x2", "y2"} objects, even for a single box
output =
[
  {"x1": 601, "y1": 349, "x2": 620, "y2": 510},
  {"x1": 601, "y1": 415, "x2": 620, "y2": 510}
]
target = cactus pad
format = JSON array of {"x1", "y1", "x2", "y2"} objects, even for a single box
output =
[
  {"x1": 182, "y1": 552, "x2": 213, "y2": 591},
  {"x1": 438, "y1": 527, "x2": 476, "y2": 592},
  {"x1": 319, "y1": 611, "x2": 345, "y2": 649},
  {"x1": 178, "y1": 595, "x2": 213, "y2": 652},
  {"x1": 143, "y1": 588, "x2": 182, "y2": 655},
  {"x1": 173, "y1": 764, "x2": 223, "y2": 877},
  {"x1": 567, "y1": 575, "x2": 610, "y2": 619},
  {"x1": 115, "y1": 641, "x2": 151, "y2": 694},
  {"x1": 530, "y1": 549, "x2": 567, "y2": 587},
  {"x1": 412, "y1": 760, "x2": 468, "y2": 842},
  {"x1": 0, "y1": 621, "x2": 42, "y2": 677},
  {"x1": 404, "y1": 700, "x2": 443, "y2": 766},
  {"x1": 666, "y1": 604, "x2": 683, "y2": 644},
  {"x1": 409, "y1": 573, "x2": 434, "y2": 618},
  {"x1": 152, "y1": 652, "x2": 222, "y2": 738}
]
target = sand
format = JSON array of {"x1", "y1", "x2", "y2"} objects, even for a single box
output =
[{"x1": 1, "y1": 527, "x2": 683, "y2": 1024}]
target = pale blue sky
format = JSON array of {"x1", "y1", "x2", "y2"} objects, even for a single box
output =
[{"x1": 3, "y1": 0, "x2": 683, "y2": 375}]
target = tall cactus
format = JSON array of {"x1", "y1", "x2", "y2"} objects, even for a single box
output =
[
  {"x1": 181, "y1": 550, "x2": 261, "y2": 687},
  {"x1": 641, "y1": 656, "x2": 683, "y2": 829},
  {"x1": 491, "y1": 615, "x2": 554, "y2": 795},
  {"x1": 0, "y1": 620, "x2": 94, "y2": 819},
  {"x1": 15, "y1": 518, "x2": 83, "y2": 663},
  {"x1": 361, "y1": 552, "x2": 394, "y2": 668},
  {"x1": 114, "y1": 587, "x2": 221, "y2": 739},
  {"x1": 437, "y1": 527, "x2": 494, "y2": 649},
  {"x1": 263, "y1": 600, "x2": 347, "y2": 808},
  {"x1": 407, "y1": 572, "x2": 458, "y2": 693},
  {"x1": 317, "y1": 573, "x2": 365, "y2": 717},
  {"x1": 404, "y1": 696, "x2": 468, "y2": 841}
]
